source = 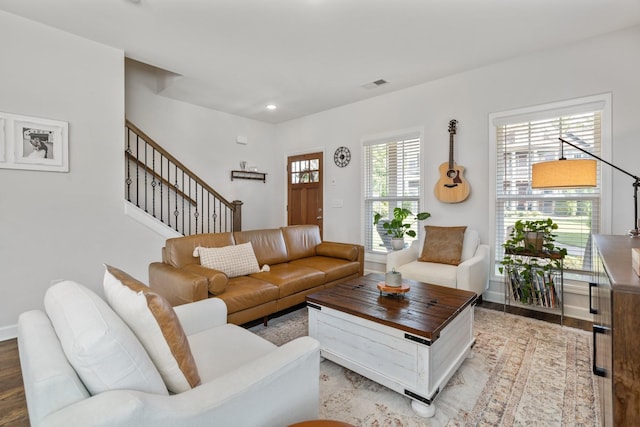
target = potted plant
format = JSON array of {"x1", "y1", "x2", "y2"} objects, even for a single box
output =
[
  {"x1": 373, "y1": 208, "x2": 431, "y2": 250},
  {"x1": 503, "y1": 218, "x2": 565, "y2": 254},
  {"x1": 499, "y1": 218, "x2": 567, "y2": 304}
]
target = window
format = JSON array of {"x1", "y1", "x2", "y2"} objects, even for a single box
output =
[
  {"x1": 290, "y1": 157, "x2": 320, "y2": 183},
  {"x1": 363, "y1": 130, "x2": 422, "y2": 254},
  {"x1": 491, "y1": 94, "x2": 611, "y2": 276}
]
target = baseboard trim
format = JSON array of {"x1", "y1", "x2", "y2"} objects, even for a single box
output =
[
  {"x1": 0, "y1": 325, "x2": 17, "y2": 342},
  {"x1": 123, "y1": 201, "x2": 182, "y2": 239}
]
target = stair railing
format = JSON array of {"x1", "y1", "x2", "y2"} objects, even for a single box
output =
[{"x1": 125, "y1": 120, "x2": 242, "y2": 235}]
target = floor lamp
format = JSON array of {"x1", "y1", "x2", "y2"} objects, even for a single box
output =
[{"x1": 531, "y1": 134, "x2": 640, "y2": 237}]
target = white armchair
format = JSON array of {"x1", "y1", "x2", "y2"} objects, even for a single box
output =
[
  {"x1": 18, "y1": 281, "x2": 320, "y2": 427},
  {"x1": 386, "y1": 228, "x2": 489, "y2": 297}
]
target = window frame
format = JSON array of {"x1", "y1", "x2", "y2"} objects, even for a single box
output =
[
  {"x1": 488, "y1": 94, "x2": 612, "y2": 281},
  {"x1": 361, "y1": 127, "x2": 425, "y2": 264}
]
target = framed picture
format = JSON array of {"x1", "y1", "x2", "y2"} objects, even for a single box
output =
[{"x1": 0, "y1": 112, "x2": 69, "y2": 172}]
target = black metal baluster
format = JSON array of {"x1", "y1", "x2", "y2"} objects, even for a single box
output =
[
  {"x1": 181, "y1": 172, "x2": 185, "y2": 234},
  {"x1": 125, "y1": 129, "x2": 132, "y2": 202},
  {"x1": 174, "y1": 163, "x2": 179, "y2": 232},
  {"x1": 187, "y1": 176, "x2": 192, "y2": 235},
  {"x1": 194, "y1": 183, "x2": 199, "y2": 234},
  {"x1": 135, "y1": 135, "x2": 140, "y2": 208},
  {"x1": 166, "y1": 157, "x2": 171, "y2": 228},
  {"x1": 207, "y1": 192, "x2": 211, "y2": 233},
  {"x1": 202, "y1": 187, "x2": 206, "y2": 233},
  {"x1": 224, "y1": 201, "x2": 228, "y2": 231},
  {"x1": 151, "y1": 146, "x2": 157, "y2": 218},
  {"x1": 213, "y1": 199, "x2": 218, "y2": 233},
  {"x1": 159, "y1": 153, "x2": 164, "y2": 223},
  {"x1": 144, "y1": 141, "x2": 148, "y2": 213}
]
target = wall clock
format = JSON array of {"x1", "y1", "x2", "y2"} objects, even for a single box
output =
[{"x1": 334, "y1": 146, "x2": 351, "y2": 167}]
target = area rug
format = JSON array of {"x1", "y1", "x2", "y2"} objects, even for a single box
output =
[{"x1": 249, "y1": 306, "x2": 600, "y2": 427}]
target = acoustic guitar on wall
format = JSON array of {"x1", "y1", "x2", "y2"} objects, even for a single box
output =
[{"x1": 434, "y1": 119, "x2": 470, "y2": 203}]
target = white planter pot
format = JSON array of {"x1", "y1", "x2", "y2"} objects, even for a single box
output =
[
  {"x1": 385, "y1": 270, "x2": 403, "y2": 287},
  {"x1": 391, "y1": 238, "x2": 405, "y2": 251}
]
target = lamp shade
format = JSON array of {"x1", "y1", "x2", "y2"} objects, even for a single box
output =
[{"x1": 531, "y1": 159, "x2": 597, "y2": 188}]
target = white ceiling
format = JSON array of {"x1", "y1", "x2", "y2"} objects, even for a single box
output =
[{"x1": 1, "y1": 0, "x2": 640, "y2": 124}]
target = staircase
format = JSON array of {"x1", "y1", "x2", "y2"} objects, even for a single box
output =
[{"x1": 125, "y1": 120, "x2": 242, "y2": 236}]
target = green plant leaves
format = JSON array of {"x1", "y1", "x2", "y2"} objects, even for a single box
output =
[{"x1": 373, "y1": 209, "x2": 431, "y2": 238}]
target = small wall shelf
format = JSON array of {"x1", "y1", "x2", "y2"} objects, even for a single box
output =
[{"x1": 231, "y1": 170, "x2": 267, "y2": 182}]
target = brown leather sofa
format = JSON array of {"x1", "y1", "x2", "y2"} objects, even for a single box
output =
[{"x1": 149, "y1": 225, "x2": 364, "y2": 325}]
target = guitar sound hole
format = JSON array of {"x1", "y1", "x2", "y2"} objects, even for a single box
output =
[{"x1": 446, "y1": 169, "x2": 457, "y2": 178}]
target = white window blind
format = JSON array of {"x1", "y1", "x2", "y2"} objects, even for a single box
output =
[
  {"x1": 364, "y1": 133, "x2": 421, "y2": 253},
  {"x1": 495, "y1": 110, "x2": 602, "y2": 273}
]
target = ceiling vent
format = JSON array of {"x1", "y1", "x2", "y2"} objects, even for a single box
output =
[{"x1": 362, "y1": 79, "x2": 388, "y2": 89}]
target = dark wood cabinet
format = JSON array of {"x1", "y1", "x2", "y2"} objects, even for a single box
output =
[{"x1": 593, "y1": 235, "x2": 640, "y2": 426}]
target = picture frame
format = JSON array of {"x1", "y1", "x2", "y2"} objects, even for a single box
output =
[{"x1": 0, "y1": 112, "x2": 69, "y2": 172}]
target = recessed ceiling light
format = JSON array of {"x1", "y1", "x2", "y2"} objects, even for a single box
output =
[{"x1": 266, "y1": 104, "x2": 277, "y2": 110}]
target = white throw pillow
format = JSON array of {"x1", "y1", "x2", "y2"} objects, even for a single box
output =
[
  {"x1": 193, "y1": 242, "x2": 260, "y2": 277},
  {"x1": 103, "y1": 265, "x2": 201, "y2": 393},
  {"x1": 44, "y1": 280, "x2": 167, "y2": 396},
  {"x1": 461, "y1": 229, "x2": 480, "y2": 262}
]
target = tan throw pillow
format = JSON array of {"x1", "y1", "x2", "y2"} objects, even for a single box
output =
[
  {"x1": 193, "y1": 242, "x2": 260, "y2": 277},
  {"x1": 418, "y1": 226, "x2": 468, "y2": 266},
  {"x1": 103, "y1": 265, "x2": 201, "y2": 393}
]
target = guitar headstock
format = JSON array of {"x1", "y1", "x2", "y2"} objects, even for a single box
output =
[{"x1": 448, "y1": 119, "x2": 458, "y2": 135}]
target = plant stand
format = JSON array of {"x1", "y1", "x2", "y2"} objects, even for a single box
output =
[{"x1": 502, "y1": 249, "x2": 565, "y2": 325}]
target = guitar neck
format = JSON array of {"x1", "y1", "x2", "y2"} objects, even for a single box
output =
[{"x1": 448, "y1": 133, "x2": 454, "y2": 170}]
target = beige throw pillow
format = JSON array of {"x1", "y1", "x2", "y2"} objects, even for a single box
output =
[
  {"x1": 193, "y1": 242, "x2": 261, "y2": 277},
  {"x1": 103, "y1": 265, "x2": 201, "y2": 393},
  {"x1": 418, "y1": 226, "x2": 468, "y2": 266}
]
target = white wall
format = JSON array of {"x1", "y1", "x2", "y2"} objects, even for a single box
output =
[
  {"x1": 125, "y1": 60, "x2": 280, "y2": 231},
  {"x1": 276, "y1": 26, "x2": 640, "y2": 318},
  {"x1": 0, "y1": 12, "x2": 167, "y2": 338},
  {"x1": 1, "y1": 10, "x2": 638, "y2": 335},
  {"x1": 277, "y1": 25, "x2": 640, "y2": 252}
]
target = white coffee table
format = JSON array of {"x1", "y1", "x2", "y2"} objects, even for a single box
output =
[{"x1": 306, "y1": 273, "x2": 476, "y2": 418}]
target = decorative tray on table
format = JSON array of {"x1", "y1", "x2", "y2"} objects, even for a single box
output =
[{"x1": 377, "y1": 282, "x2": 410, "y2": 297}]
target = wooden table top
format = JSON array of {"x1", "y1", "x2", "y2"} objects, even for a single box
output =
[
  {"x1": 594, "y1": 234, "x2": 640, "y2": 293},
  {"x1": 306, "y1": 273, "x2": 477, "y2": 342}
]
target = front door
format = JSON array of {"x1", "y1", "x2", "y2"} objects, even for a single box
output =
[{"x1": 287, "y1": 152, "x2": 323, "y2": 238}]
